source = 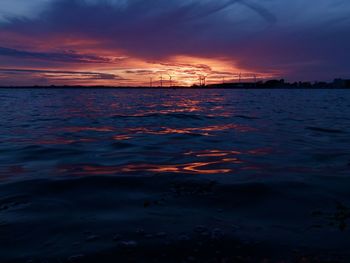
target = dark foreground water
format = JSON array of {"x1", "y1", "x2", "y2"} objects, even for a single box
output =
[{"x1": 0, "y1": 88, "x2": 350, "y2": 262}]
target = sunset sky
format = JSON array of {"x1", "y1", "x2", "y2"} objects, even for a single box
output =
[{"x1": 0, "y1": 0, "x2": 349, "y2": 86}]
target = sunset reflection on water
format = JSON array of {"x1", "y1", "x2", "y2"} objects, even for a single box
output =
[
  {"x1": 1, "y1": 89, "x2": 348, "y2": 180},
  {"x1": 0, "y1": 89, "x2": 268, "y2": 179},
  {"x1": 59, "y1": 162, "x2": 233, "y2": 176},
  {"x1": 55, "y1": 147, "x2": 274, "y2": 177}
]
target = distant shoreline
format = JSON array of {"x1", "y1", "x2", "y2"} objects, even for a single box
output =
[
  {"x1": 1, "y1": 79, "x2": 349, "y2": 90},
  {"x1": 0, "y1": 86, "x2": 349, "y2": 89}
]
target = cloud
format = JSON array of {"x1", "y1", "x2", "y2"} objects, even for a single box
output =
[
  {"x1": 0, "y1": 0, "x2": 279, "y2": 58},
  {"x1": 0, "y1": 68, "x2": 123, "y2": 82},
  {"x1": 0, "y1": 46, "x2": 121, "y2": 64},
  {"x1": 124, "y1": 69, "x2": 156, "y2": 75},
  {"x1": 237, "y1": 0, "x2": 277, "y2": 24},
  {"x1": 0, "y1": 0, "x2": 52, "y2": 22},
  {"x1": 0, "y1": 0, "x2": 350, "y2": 81}
]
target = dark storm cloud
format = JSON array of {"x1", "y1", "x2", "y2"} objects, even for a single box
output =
[{"x1": 1, "y1": 0, "x2": 350, "y2": 80}]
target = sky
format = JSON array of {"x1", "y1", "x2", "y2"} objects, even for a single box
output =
[{"x1": 0, "y1": 0, "x2": 349, "y2": 86}]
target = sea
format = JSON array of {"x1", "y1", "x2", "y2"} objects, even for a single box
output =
[{"x1": 0, "y1": 88, "x2": 349, "y2": 262}]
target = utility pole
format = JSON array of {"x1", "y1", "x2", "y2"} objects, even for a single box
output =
[
  {"x1": 150, "y1": 77, "x2": 153, "y2": 88},
  {"x1": 160, "y1": 75, "x2": 163, "y2": 88}
]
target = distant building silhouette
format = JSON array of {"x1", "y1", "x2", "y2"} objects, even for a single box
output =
[{"x1": 333, "y1": 78, "x2": 350, "y2": 88}]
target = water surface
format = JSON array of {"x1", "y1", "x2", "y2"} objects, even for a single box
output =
[
  {"x1": 0, "y1": 88, "x2": 350, "y2": 262},
  {"x1": 1, "y1": 88, "x2": 349, "y2": 181}
]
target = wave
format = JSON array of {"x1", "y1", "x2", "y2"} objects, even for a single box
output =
[
  {"x1": 306, "y1": 126, "x2": 346, "y2": 134},
  {"x1": 112, "y1": 113, "x2": 213, "y2": 120},
  {"x1": 234, "y1": 115, "x2": 260, "y2": 120}
]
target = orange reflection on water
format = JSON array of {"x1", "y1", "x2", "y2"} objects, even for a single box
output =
[
  {"x1": 112, "y1": 135, "x2": 133, "y2": 141},
  {"x1": 131, "y1": 102, "x2": 231, "y2": 117},
  {"x1": 121, "y1": 162, "x2": 232, "y2": 174},
  {"x1": 199, "y1": 124, "x2": 255, "y2": 133},
  {"x1": 56, "y1": 146, "x2": 272, "y2": 176},
  {"x1": 126, "y1": 127, "x2": 195, "y2": 135},
  {"x1": 58, "y1": 161, "x2": 234, "y2": 176},
  {"x1": 185, "y1": 150, "x2": 242, "y2": 157},
  {"x1": 187, "y1": 148, "x2": 272, "y2": 158},
  {"x1": 112, "y1": 123, "x2": 254, "y2": 140},
  {"x1": 181, "y1": 162, "x2": 232, "y2": 174},
  {"x1": 153, "y1": 98, "x2": 202, "y2": 110},
  {"x1": 127, "y1": 97, "x2": 227, "y2": 116}
]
